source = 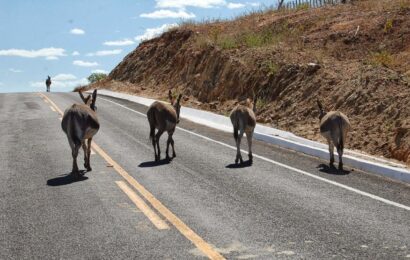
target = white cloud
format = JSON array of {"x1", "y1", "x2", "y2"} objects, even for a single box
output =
[
  {"x1": 0, "y1": 47, "x2": 66, "y2": 59},
  {"x1": 155, "y1": 0, "x2": 227, "y2": 9},
  {"x1": 30, "y1": 74, "x2": 88, "y2": 89},
  {"x1": 92, "y1": 69, "x2": 108, "y2": 74},
  {"x1": 73, "y1": 60, "x2": 99, "y2": 67},
  {"x1": 247, "y1": 2, "x2": 260, "y2": 7},
  {"x1": 70, "y1": 28, "x2": 85, "y2": 35},
  {"x1": 72, "y1": 51, "x2": 80, "y2": 56},
  {"x1": 53, "y1": 73, "x2": 77, "y2": 81},
  {"x1": 86, "y1": 49, "x2": 122, "y2": 56},
  {"x1": 9, "y1": 68, "x2": 22, "y2": 73},
  {"x1": 135, "y1": 23, "x2": 178, "y2": 41},
  {"x1": 45, "y1": 56, "x2": 59, "y2": 60},
  {"x1": 140, "y1": 9, "x2": 196, "y2": 19},
  {"x1": 103, "y1": 39, "x2": 135, "y2": 46},
  {"x1": 227, "y1": 2, "x2": 245, "y2": 8}
]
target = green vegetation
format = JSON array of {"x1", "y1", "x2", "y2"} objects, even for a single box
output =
[
  {"x1": 87, "y1": 73, "x2": 107, "y2": 83},
  {"x1": 384, "y1": 19, "x2": 394, "y2": 33},
  {"x1": 217, "y1": 36, "x2": 238, "y2": 49},
  {"x1": 370, "y1": 51, "x2": 394, "y2": 67},
  {"x1": 263, "y1": 61, "x2": 280, "y2": 77},
  {"x1": 296, "y1": 3, "x2": 310, "y2": 11},
  {"x1": 256, "y1": 98, "x2": 269, "y2": 110}
]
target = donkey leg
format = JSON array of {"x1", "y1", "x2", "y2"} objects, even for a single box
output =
[
  {"x1": 86, "y1": 138, "x2": 92, "y2": 171},
  {"x1": 235, "y1": 130, "x2": 244, "y2": 164},
  {"x1": 166, "y1": 132, "x2": 171, "y2": 160},
  {"x1": 328, "y1": 141, "x2": 335, "y2": 168},
  {"x1": 155, "y1": 130, "x2": 164, "y2": 161},
  {"x1": 82, "y1": 140, "x2": 88, "y2": 169},
  {"x1": 170, "y1": 134, "x2": 176, "y2": 158},
  {"x1": 151, "y1": 129, "x2": 157, "y2": 161},
  {"x1": 246, "y1": 130, "x2": 254, "y2": 164},
  {"x1": 337, "y1": 145, "x2": 344, "y2": 170},
  {"x1": 71, "y1": 143, "x2": 81, "y2": 178}
]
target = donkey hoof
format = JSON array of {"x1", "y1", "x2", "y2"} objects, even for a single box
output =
[
  {"x1": 239, "y1": 158, "x2": 244, "y2": 164},
  {"x1": 71, "y1": 171, "x2": 80, "y2": 179},
  {"x1": 86, "y1": 166, "x2": 92, "y2": 172},
  {"x1": 172, "y1": 153, "x2": 176, "y2": 158},
  {"x1": 338, "y1": 163, "x2": 343, "y2": 171}
]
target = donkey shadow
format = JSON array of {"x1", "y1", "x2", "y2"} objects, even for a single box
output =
[
  {"x1": 317, "y1": 163, "x2": 350, "y2": 175},
  {"x1": 226, "y1": 160, "x2": 253, "y2": 169},
  {"x1": 47, "y1": 171, "x2": 88, "y2": 186},
  {"x1": 139, "y1": 158, "x2": 171, "y2": 168}
]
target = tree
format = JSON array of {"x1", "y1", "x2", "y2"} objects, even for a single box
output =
[
  {"x1": 87, "y1": 73, "x2": 107, "y2": 83},
  {"x1": 277, "y1": 0, "x2": 285, "y2": 9}
]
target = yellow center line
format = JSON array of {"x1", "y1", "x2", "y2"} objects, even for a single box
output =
[
  {"x1": 38, "y1": 93, "x2": 225, "y2": 260},
  {"x1": 116, "y1": 181, "x2": 170, "y2": 230}
]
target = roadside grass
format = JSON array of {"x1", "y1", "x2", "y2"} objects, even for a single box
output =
[{"x1": 370, "y1": 51, "x2": 395, "y2": 68}]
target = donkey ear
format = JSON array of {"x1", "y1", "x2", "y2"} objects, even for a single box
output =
[
  {"x1": 168, "y1": 90, "x2": 174, "y2": 105},
  {"x1": 176, "y1": 94, "x2": 182, "y2": 104},
  {"x1": 79, "y1": 91, "x2": 86, "y2": 103},
  {"x1": 84, "y1": 95, "x2": 91, "y2": 104},
  {"x1": 91, "y1": 89, "x2": 97, "y2": 109}
]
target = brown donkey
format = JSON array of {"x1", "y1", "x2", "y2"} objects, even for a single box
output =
[
  {"x1": 62, "y1": 90, "x2": 99, "y2": 178},
  {"x1": 147, "y1": 90, "x2": 182, "y2": 162},
  {"x1": 230, "y1": 97, "x2": 257, "y2": 165},
  {"x1": 317, "y1": 100, "x2": 351, "y2": 170}
]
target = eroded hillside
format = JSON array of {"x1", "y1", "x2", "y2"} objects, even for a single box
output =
[{"x1": 85, "y1": 0, "x2": 410, "y2": 163}]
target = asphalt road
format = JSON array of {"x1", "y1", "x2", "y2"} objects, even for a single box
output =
[{"x1": 1, "y1": 92, "x2": 409, "y2": 259}]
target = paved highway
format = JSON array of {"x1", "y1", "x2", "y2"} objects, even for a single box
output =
[{"x1": 1, "y1": 92, "x2": 409, "y2": 259}]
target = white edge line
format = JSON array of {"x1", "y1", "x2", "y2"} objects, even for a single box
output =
[{"x1": 99, "y1": 97, "x2": 410, "y2": 211}]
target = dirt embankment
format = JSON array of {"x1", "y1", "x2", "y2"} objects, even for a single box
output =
[{"x1": 86, "y1": 0, "x2": 410, "y2": 163}]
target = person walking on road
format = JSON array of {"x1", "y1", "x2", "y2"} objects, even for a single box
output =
[{"x1": 46, "y1": 76, "x2": 51, "y2": 92}]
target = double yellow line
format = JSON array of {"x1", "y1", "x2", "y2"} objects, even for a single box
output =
[{"x1": 39, "y1": 93, "x2": 225, "y2": 260}]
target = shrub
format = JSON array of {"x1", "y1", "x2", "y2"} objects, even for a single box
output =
[{"x1": 87, "y1": 73, "x2": 107, "y2": 83}]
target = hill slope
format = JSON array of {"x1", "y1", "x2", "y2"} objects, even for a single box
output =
[{"x1": 88, "y1": 0, "x2": 410, "y2": 163}]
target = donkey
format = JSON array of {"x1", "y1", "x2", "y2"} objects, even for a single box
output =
[
  {"x1": 45, "y1": 76, "x2": 51, "y2": 92},
  {"x1": 147, "y1": 90, "x2": 182, "y2": 162},
  {"x1": 230, "y1": 96, "x2": 257, "y2": 165},
  {"x1": 61, "y1": 90, "x2": 99, "y2": 178},
  {"x1": 317, "y1": 100, "x2": 351, "y2": 170}
]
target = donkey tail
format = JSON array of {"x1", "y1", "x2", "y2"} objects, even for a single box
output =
[
  {"x1": 337, "y1": 117, "x2": 344, "y2": 151},
  {"x1": 147, "y1": 108, "x2": 156, "y2": 141}
]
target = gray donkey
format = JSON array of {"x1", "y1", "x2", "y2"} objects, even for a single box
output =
[
  {"x1": 230, "y1": 97, "x2": 257, "y2": 165},
  {"x1": 147, "y1": 90, "x2": 182, "y2": 162},
  {"x1": 62, "y1": 90, "x2": 99, "y2": 178},
  {"x1": 317, "y1": 100, "x2": 351, "y2": 170}
]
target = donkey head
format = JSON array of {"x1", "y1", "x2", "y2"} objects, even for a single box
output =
[
  {"x1": 316, "y1": 99, "x2": 326, "y2": 120},
  {"x1": 168, "y1": 90, "x2": 182, "y2": 123},
  {"x1": 79, "y1": 90, "x2": 98, "y2": 111}
]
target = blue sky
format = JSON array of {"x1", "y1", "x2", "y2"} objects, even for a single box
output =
[{"x1": 0, "y1": 0, "x2": 280, "y2": 93}]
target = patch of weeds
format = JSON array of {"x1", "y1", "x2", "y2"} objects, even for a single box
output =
[
  {"x1": 256, "y1": 98, "x2": 269, "y2": 111},
  {"x1": 195, "y1": 35, "x2": 211, "y2": 49},
  {"x1": 296, "y1": 3, "x2": 310, "y2": 11},
  {"x1": 240, "y1": 28, "x2": 277, "y2": 48},
  {"x1": 399, "y1": 0, "x2": 410, "y2": 10},
  {"x1": 217, "y1": 36, "x2": 238, "y2": 49},
  {"x1": 263, "y1": 61, "x2": 280, "y2": 77},
  {"x1": 370, "y1": 51, "x2": 394, "y2": 67},
  {"x1": 209, "y1": 27, "x2": 222, "y2": 43},
  {"x1": 384, "y1": 19, "x2": 394, "y2": 33}
]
